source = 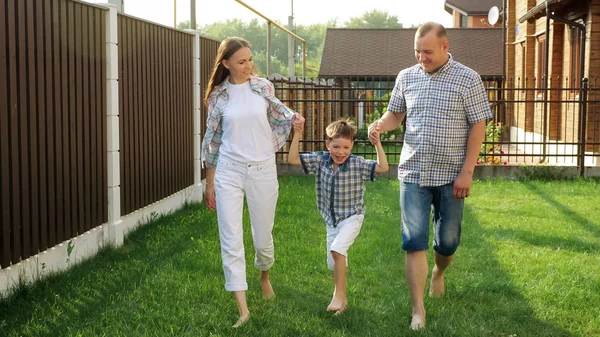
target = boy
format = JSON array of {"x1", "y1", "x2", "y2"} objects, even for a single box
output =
[{"x1": 288, "y1": 118, "x2": 389, "y2": 313}]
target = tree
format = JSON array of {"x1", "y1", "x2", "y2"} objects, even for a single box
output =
[{"x1": 343, "y1": 10, "x2": 403, "y2": 28}]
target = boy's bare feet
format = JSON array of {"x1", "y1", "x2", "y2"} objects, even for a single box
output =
[
  {"x1": 232, "y1": 311, "x2": 250, "y2": 328},
  {"x1": 327, "y1": 295, "x2": 348, "y2": 312},
  {"x1": 429, "y1": 267, "x2": 445, "y2": 297},
  {"x1": 410, "y1": 312, "x2": 426, "y2": 330},
  {"x1": 260, "y1": 278, "x2": 275, "y2": 299}
]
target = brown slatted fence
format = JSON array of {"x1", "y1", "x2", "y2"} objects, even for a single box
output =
[
  {"x1": 0, "y1": 0, "x2": 107, "y2": 269},
  {"x1": 118, "y1": 15, "x2": 195, "y2": 216}
]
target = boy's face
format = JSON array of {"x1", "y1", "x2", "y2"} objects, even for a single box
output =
[{"x1": 325, "y1": 137, "x2": 354, "y2": 166}]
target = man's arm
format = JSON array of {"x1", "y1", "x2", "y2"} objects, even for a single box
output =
[{"x1": 453, "y1": 120, "x2": 486, "y2": 199}]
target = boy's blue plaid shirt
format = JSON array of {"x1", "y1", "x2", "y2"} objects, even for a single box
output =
[{"x1": 300, "y1": 152, "x2": 377, "y2": 228}]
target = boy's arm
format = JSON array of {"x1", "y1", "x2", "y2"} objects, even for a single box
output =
[
  {"x1": 288, "y1": 130, "x2": 302, "y2": 166},
  {"x1": 374, "y1": 137, "x2": 389, "y2": 174}
]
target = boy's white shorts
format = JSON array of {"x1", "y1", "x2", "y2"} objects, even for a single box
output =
[{"x1": 326, "y1": 214, "x2": 364, "y2": 271}]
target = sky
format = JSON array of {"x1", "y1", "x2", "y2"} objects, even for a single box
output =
[{"x1": 83, "y1": 0, "x2": 453, "y2": 29}]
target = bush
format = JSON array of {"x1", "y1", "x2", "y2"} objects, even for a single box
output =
[{"x1": 478, "y1": 121, "x2": 505, "y2": 165}]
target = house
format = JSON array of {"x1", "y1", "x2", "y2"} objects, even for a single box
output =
[
  {"x1": 444, "y1": 0, "x2": 504, "y2": 28},
  {"x1": 505, "y1": 0, "x2": 599, "y2": 165},
  {"x1": 319, "y1": 28, "x2": 504, "y2": 79}
]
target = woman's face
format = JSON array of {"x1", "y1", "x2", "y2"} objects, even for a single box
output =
[{"x1": 223, "y1": 46, "x2": 253, "y2": 84}]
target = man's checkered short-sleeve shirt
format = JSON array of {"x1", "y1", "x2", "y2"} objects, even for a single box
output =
[
  {"x1": 388, "y1": 55, "x2": 492, "y2": 187},
  {"x1": 300, "y1": 152, "x2": 376, "y2": 228}
]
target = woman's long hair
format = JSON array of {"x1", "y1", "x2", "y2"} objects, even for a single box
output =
[{"x1": 204, "y1": 37, "x2": 257, "y2": 107}]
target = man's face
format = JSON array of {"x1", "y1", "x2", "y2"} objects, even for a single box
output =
[{"x1": 414, "y1": 31, "x2": 449, "y2": 74}]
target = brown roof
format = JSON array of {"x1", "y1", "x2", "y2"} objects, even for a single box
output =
[
  {"x1": 444, "y1": 0, "x2": 503, "y2": 15},
  {"x1": 318, "y1": 28, "x2": 503, "y2": 78}
]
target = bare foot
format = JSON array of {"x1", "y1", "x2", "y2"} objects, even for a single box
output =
[
  {"x1": 429, "y1": 267, "x2": 445, "y2": 297},
  {"x1": 260, "y1": 278, "x2": 275, "y2": 300},
  {"x1": 232, "y1": 311, "x2": 250, "y2": 328},
  {"x1": 410, "y1": 312, "x2": 426, "y2": 330},
  {"x1": 326, "y1": 296, "x2": 348, "y2": 312}
]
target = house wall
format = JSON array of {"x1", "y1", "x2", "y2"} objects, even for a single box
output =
[{"x1": 508, "y1": 0, "x2": 600, "y2": 161}]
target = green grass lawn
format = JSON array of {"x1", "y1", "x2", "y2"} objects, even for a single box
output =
[{"x1": 1, "y1": 177, "x2": 599, "y2": 337}]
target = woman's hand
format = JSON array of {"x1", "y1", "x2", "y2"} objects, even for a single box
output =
[
  {"x1": 292, "y1": 113, "x2": 305, "y2": 133},
  {"x1": 204, "y1": 184, "x2": 216, "y2": 210}
]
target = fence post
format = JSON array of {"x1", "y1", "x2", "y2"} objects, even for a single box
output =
[
  {"x1": 185, "y1": 29, "x2": 203, "y2": 201},
  {"x1": 104, "y1": 4, "x2": 123, "y2": 245},
  {"x1": 578, "y1": 78, "x2": 589, "y2": 177}
]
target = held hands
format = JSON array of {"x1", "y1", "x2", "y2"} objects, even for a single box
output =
[
  {"x1": 292, "y1": 113, "x2": 305, "y2": 133},
  {"x1": 368, "y1": 119, "x2": 383, "y2": 145}
]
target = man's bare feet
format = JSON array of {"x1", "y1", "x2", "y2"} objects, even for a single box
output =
[
  {"x1": 327, "y1": 296, "x2": 348, "y2": 312},
  {"x1": 429, "y1": 267, "x2": 445, "y2": 297},
  {"x1": 260, "y1": 278, "x2": 275, "y2": 300},
  {"x1": 410, "y1": 312, "x2": 426, "y2": 330},
  {"x1": 232, "y1": 311, "x2": 250, "y2": 328}
]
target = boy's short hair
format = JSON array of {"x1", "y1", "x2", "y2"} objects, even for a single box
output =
[{"x1": 326, "y1": 118, "x2": 356, "y2": 141}]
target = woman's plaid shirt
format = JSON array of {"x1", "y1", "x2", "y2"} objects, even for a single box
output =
[
  {"x1": 388, "y1": 55, "x2": 492, "y2": 187},
  {"x1": 201, "y1": 76, "x2": 295, "y2": 168},
  {"x1": 300, "y1": 152, "x2": 376, "y2": 228}
]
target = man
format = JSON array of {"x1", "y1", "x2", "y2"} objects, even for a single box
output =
[{"x1": 368, "y1": 22, "x2": 491, "y2": 330}]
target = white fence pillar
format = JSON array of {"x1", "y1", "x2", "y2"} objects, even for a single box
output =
[
  {"x1": 185, "y1": 29, "x2": 204, "y2": 202},
  {"x1": 104, "y1": 3, "x2": 123, "y2": 246}
]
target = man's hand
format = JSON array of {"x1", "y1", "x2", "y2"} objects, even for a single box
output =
[
  {"x1": 368, "y1": 120, "x2": 383, "y2": 145},
  {"x1": 453, "y1": 171, "x2": 473, "y2": 199},
  {"x1": 204, "y1": 185, "x2": 216, "y2": 210}
]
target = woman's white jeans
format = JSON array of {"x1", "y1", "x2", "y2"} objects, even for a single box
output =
[{"x1": 215, "y1": 156, "x2": 279, "y2": 292}]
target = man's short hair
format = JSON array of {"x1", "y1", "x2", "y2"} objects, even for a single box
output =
[
  {"x1": 416, "y1": 22, "x2": 447, "y2": 40},
  {"x1": 326, "y1": 118, "x2": 356, "y2": 141}
]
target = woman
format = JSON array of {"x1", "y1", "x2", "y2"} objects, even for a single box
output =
[{"x1": 201, "y1": 37, "x2": 304, "y2": 328}]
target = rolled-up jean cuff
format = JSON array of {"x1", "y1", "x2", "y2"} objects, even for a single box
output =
[
  {"x1": 255, "y1": 259, "x2": 274, "y2": 271},
  {"x1": 225, "y1": 281, "x2": 248, "y2": 292}
]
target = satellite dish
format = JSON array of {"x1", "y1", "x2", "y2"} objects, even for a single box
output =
[{"x1": 488, "y1": 6, "x2": 500, "y2": 25}]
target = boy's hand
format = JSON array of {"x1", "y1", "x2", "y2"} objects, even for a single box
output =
[
  {"x1": 204, "y1": 185, "x2": 216, "y2": 210},
  {"x1": 292, "y1": 113, "x2": 305, "y2": 133},
  {"x1": 368, "y1": 120, "x2": 382, "y2": 145}
]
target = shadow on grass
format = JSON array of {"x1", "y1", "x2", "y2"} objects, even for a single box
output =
[
  {"x1": 428, "y1": 205, "x2": 574, "y2": 336},
  {"x1": 523, "y1": 182, "x2": 599, "y2": 237},
  {"x1": 0, "y1": 203, "x2": 221, "y2": 337}
]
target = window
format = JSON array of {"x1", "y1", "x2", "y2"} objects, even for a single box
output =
[
  {"x1": 537, "y1": 35, "x2": 546, "y2": 96},
  {"x1": 569, "y1": 26, "x2": 582, "y2": 90},
  {"x1": 460, "y1": 14, "x2": 468, "y2": 28}
]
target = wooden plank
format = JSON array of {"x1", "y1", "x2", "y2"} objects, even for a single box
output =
[
  {"x1": 125, "y1": 16, "x2": 134, "y2": 215},
  {"x1": 26, "y1": 0, "x2": 39, "y2": 256},
  {"x1": 118, "y1": 15, "x2": 127, "y2": 216},
  {"x1": 88, "y1": 7, "x2": 97, "y2": 227},
  {"x1": 18, "y1": 0, "x2": 31, "y2": 260},
  {"x1": 166, "y1": 30, "x2": 173, "y2": 195},
  {"x1": 81, "y1": 4, "x2": 91, "y2": 231},
  {"x1": 132, "y1": 19, "x2": 140, "y2": 213},
  {"x1": 140, "y1": 22, "x2": 148, "y2": 207},
  {"x1": 38, "y1": 0, "x2": 50, "y2": 252},
  {"x1": 149, "y1": 25, "x2": 156, "y2": 204},
  {"x1": 0, "y1": 0, "x2": 11, "y2": 268},
  {"x1": 54, "y1": 0, "x2": 65, "y2": 244},
  {"x1": 100, "y1": 9, "x2": 107, "y2": 223},
  {"x1": 157, "y1": 27, "x2": 165, "y2": 200},
  {"x1": 74, "y1": 3, "x2": 84, "y2": 234},
  {"x1": 67, "y1": 0, "x2": 76, "y2": 239}
]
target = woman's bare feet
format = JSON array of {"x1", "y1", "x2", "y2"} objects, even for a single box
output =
[
  {"x1": 429, "y1": 267, "x2": 445, "y2": 297},
  {"x1": 232, "y1": 311, "x2": 250, "y2": 328},
  {"x1": 410, "y1": 312, "x2": 426, "y2": 330},
  {"x1": 260, "y1": 271, "x2": 275, "y2": 299},
  {"x1": 326, "y1": 294, "x2": 348, "y2": 313}
]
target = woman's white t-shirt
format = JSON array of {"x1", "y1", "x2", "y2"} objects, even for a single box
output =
[{"x1": 219, "y1": 80, "x2": 274, "y2": 163}]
